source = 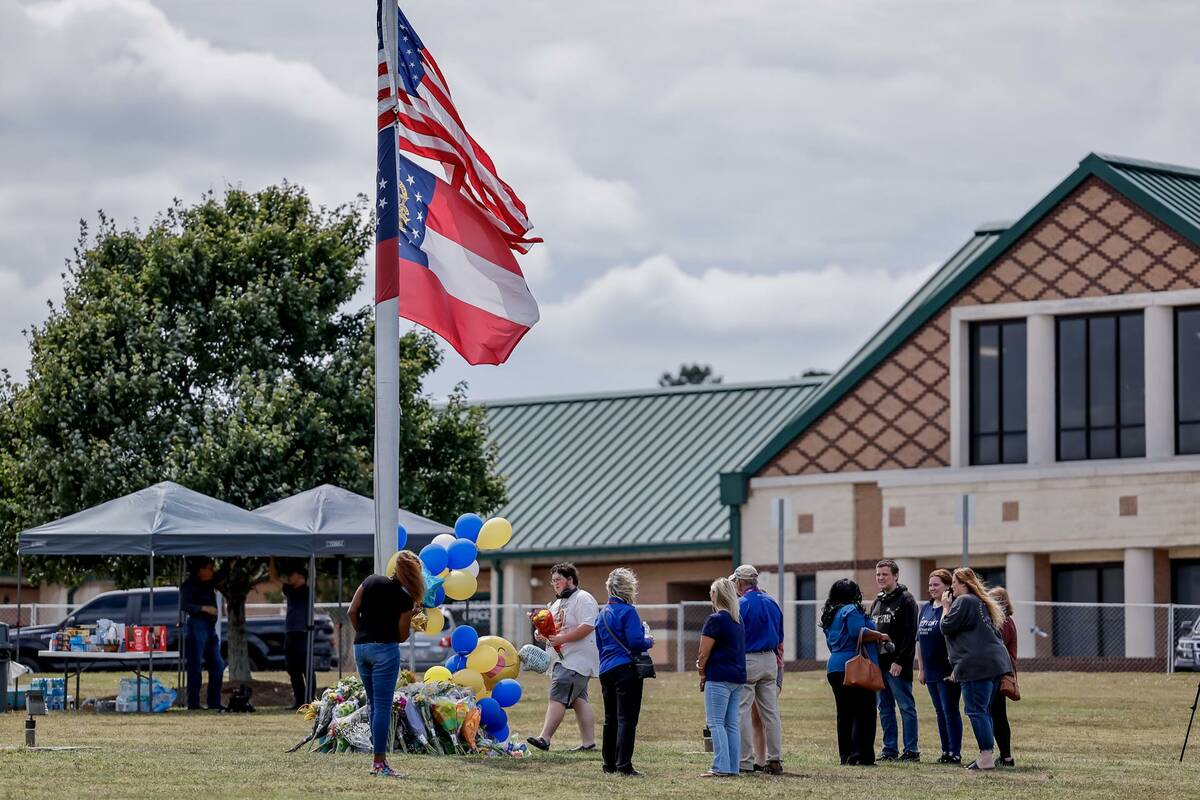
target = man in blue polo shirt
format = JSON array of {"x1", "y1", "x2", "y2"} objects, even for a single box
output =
[{"x1": 732, "y1": 564, "x2": 784, "y2": 775}]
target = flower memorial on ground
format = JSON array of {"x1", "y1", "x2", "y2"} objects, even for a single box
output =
[{"x1": 292, "y1": 513, "x2": 530, "y2": 758}]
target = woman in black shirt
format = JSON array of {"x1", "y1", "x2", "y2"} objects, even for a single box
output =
[{"x1": 348, "y1": 550, "x2": 424, "y2": 777}]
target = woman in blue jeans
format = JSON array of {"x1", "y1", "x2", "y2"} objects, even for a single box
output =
[
  {"x1": 348, "y1": 550, "x2": 424, "y2": 778},
  {"x1": 939, "y1": 568, "x2": 1013, "y2": 771},
  {"x1": 696, "y1": 577, "x2": 746, "y2": 777},
  {"x1": 916, "y1": 568, "x2": 962, "y2": 764}
]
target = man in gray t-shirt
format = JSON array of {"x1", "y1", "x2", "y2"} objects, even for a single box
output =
[{"x1": 527, "y1": 562, "x2": 599, "y2": 752}]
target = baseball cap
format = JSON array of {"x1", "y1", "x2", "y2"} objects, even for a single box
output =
[{"x1": 730, "y1": 564, "x2": 758, "y2": 581}]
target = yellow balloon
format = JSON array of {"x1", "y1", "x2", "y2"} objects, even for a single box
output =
[
  {"x1": 423, "y1": 607, "x2": 445, "y2": 635},
  {"x1": 452, "y1": 668, "x2": 485, "y2": 694},
  {"x1": 466, "y1": 644, "x2": 499, "y2": 674},
  {"x1": 476, "y1": 690, "x2": 491, "y2": 700},
  {"x1": 437, "y1": 567, "x2": 450, "y2": 578},
  {"x1": 477, "y1": 518, "x2": 513, "y2": 551},
  {"x1": 423, "y1": 665, "x2": 452, "y2": 683},
  {"x1": 479, "y1": 636, "x2": 520, "y2": 680},
  {"x1": 443, "y1": 569, "x2": 478, "y2": 601}
]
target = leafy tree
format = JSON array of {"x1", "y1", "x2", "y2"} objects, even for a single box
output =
[
  {"x1": 658, "y1": 363, "x2": 722, "y2": 387},
  {"x1": 0, "y1": 185, "x2": 505, "y2": 680}
]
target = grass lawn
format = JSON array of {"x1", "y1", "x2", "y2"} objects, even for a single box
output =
[{"x1": 2, "y1": 669, "x2": 1199, "y2": 799}]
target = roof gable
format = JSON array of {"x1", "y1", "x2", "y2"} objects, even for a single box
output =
[{"x1": 729, "y1": 152, "x2": 1200, "y2": 486}]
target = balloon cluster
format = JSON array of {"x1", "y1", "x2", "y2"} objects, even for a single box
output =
[{"x1": 410, "y1": 513, "x2": 520, "y2": 742}]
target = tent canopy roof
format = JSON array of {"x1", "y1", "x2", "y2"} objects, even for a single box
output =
[
  {"x1": 252, "y1": 484, "x2": 452, "y2": 556},
  {"x1": 18, "y1": 481, "x2": 311, "y2": 557}
]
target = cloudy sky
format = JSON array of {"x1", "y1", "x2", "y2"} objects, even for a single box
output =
[{"x1": 3, "y1": 0, "x2": 1200, "y2": 401}]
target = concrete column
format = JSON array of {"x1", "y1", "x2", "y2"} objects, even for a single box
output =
[
  {"x1": 1027, "y1": 314, "x2": 1056, "y2": 465},
  {"x1": 1005, "y1": 552, "x2": 1037, "y2": 661},
  {"x1": 894, "y1": 559, "x2": 921, "y2": 592},
  {"x1": 502, "y1": 562, "x2": 532, "y2": 646},
  {"x1": 489, "y1": 567, "x2": 501, "y2": 635},
  {"x1": 950, "y1": 316, "x2": 970, "y2": 467},
  {"x1": 1145, "y1": 305, "x2": 1174, "y2": 459},
  {"x1": 814, "y1": 570, "x2": 841, "y2": 660},
  {"x1": 1125, "y1": 548, "x2": 1156, "y2": 658}
]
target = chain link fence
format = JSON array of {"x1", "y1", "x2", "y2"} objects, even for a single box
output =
[{"x1": 8, "y1": 599, "x2": 1200, "y2": 674}]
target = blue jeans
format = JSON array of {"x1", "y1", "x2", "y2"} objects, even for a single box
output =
[
  {"x1": 926, "y1": 677, "x2": 963, "y2": 757},
  {"x1": 185, "y1": 618, "x2": 224, "y2": 710},
  {"x1": 960, "y1": 677, "x2": 999, "y2": 752},
  {"x1": 355, "y1": 642, "x2": 400, "y2": 756},
  {"x1": 877, "y1": 671, "x2": 918, "y2": 756},
  {"x1": 704, "y1": 681, "x2": 741, "y2": 774}
]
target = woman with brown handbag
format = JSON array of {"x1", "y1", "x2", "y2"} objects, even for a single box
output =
[
  {"x1": 821, "y1": 579, "x2": 892, "y2": 766},
  {"x1": 988, "y1": 586, "x2": 1019, "y2": 767}
]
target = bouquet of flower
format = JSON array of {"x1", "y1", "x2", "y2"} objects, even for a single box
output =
[{"x1": 529, "y1": 609, "x2": 562, "y2": 655}]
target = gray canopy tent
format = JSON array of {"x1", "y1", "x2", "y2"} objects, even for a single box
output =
[
  {"x1": 253, "y1": 484, "x2": 453, "y2": 677},
  {"x1": 15, "y1": 481, "x2": 311, "y2": 706}
]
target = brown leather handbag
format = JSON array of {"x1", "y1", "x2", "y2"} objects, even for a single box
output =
[
  {"x1": 999, "y1": 672, "x2": 1021, "y2": 701},
  {"x1": 844, "y1": 629, "x2": 884, "y2": 692}
]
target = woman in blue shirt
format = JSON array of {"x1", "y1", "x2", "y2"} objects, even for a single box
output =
[
  {"x1": 822, "y1": 578, "x2": 891, "y2": 766},
  {"x1": 916, "y1": 568, "x2": 962, "y2": 764},
  {"x1": 594, "y1": 567, "x2": 654, "y2": 776},
  {"x1": 696, "y1": 577, "x2": 746, "y2": 777}
]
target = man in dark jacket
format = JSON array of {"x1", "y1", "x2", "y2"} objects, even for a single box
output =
[
  {"x1": 870, "y1": 559, "x2": 920, "y2": 761},
  {"x1": 180, "y1": 556, "x2": 233, "y2": 710}
]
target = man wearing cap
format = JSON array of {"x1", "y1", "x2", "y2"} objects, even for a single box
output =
[{"x1": 732, "y1": 564, "x2": 784, "y2": 775}]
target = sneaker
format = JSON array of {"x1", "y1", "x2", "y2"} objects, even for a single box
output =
[
  {"x1": 899, "y1": 751, "x2": 920, "y2": 762},
  {"x1": 602, "y1": 766, "x2": 617, "y2": 774},
  {"x1": 936, "y1": 753, "x2": 951, "y2": 764},
  {"x1": 878, "y1": 752, "x2": 898, "y2": 762},
  {"x1": 371, "y1": 764, "x2": 404, "y2": 778},
  {"x1": 998, "y1": 757, "x2": 1015, "y2": 767},
  {"x1": 765, "y1": 760, "x2": 784, "y2": 776},
  {"x1": 947, "y1": 755, "x2": 962, "y2": 765},
  {"x1": 619, "y1": 769, "x2": 643, "y2": 777},
  {"x1": 568, "y1": 743, "x2": 597, "y2": 752},
  {"x1": 526, "y1": 736, "x2": 551, "y2": 751}
]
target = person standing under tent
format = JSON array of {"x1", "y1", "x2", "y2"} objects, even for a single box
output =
[
  {"x1": 348, "y1": 550, "x2": 424, "y2": 778},
  {"x1": 180, "y1": 556, "x2": 234, "y2": 711},
  {"x1": 269, "y1": 557, "x2": 311, "y2": 710}
]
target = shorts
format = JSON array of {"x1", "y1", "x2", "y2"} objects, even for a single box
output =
[{"x1": 549, "y1": 663, "x2": 591, "y2": 706}]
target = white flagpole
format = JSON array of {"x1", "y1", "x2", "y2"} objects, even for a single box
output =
[{"x1": 374, "y1": 0, "x2": 401, "y2": 576}]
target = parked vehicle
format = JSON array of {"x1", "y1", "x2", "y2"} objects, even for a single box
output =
[
  {"x1": 13, "y1": 587, "x2": 335, "y2": 674},
  {"x1": 1176, "y1": 616, "x2": 1200, "y2": 671},
  {"x1": 404, "y1": 607, "x2": 458, "y2": 670}
]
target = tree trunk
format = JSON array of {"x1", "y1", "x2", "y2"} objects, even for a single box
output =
[{"x1": 224, "y1": 562, "x2": 260, "y2": 682}]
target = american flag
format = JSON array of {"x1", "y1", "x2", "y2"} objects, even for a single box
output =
[{"x1": 377, "y1": 2, "x2": 541, "y2": 254}]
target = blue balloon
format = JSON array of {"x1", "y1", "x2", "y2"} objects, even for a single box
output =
[
  {"x1": 396, "y1": 524, "x2": 407, "y2": 550},
  {"x1": 444, "y1": 653, "x2": 467, "y2": 671},
  {"x1": 490, "y1": 724, "x2": 510, "y2": 743},
  {"x1": 454, "y1": 513, "x2": 484, "y2": 542},
  {"x1": 447, "y1": 538, "x2": 478, "y2": 570},
  {"x1": 491, "y1": 678, "x2": 522, "y2": 708},
  {"x1": 450, "y1": 625, "x2": 478, "y2": 656},
  {"x1": 431, "y1": 585, "x2": 445, "y2": 606},
  {"x1": 419, "y1": 543, "x2": 448, "y2": 575},
  {"x1": 420, "y1": 566, "x2": 444, "y2": 608},
  {"x1": 477, "y1": 697, "x2": 504, "y2": 729}
]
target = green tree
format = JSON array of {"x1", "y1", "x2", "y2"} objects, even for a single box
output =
[
  {"x1": 658, "y1": 363, "x2": 722, "y2": 387},
  {"x1": 0, "y1": 185, "x2": 505, "y2": 680}
]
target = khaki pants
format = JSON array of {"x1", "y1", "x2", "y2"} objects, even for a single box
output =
[{"x1": 739, "y1": 650, "x2": 782, "y2": 767}]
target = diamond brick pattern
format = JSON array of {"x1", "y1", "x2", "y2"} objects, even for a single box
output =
[{"x1": 762, "y1": 177, "x2": 1200, "y2": 477}]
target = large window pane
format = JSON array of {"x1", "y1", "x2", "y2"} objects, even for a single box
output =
[
  {"x1": 1089, "y1": 316, "x2": 1116, "y2": 428},
  {"x1": 1058, "y1": 318, "x2": 1087, "y2": 430},
  {"x1": 1119, "y1": 314, "x2": 1145, "y2": 426},
  {"x1": 970, "y1": 320, "x2": 1027, "y2": 465},
  {"x1": 1179, "y1": 308, "x2": 1200, "y2": 455}
]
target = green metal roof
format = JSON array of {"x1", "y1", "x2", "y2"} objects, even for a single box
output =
[
  {"x1": 482, "y1": 379, "x2": 825, "y2": 556},
  {"x1": 726, "y1": 152, "x2": 1200, "y2": 490}
]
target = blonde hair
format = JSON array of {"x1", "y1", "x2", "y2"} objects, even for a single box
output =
[
  {"x1": 606, "y1": 567, "x2": 639, "y2": 605},
  {"x1": 710, "y1": 577, "x2": 740, "y2": 623},
  {"x1": 386, "y1": 550, "x2": 426, "y2": 606},
  {"x1": 989, "y1": 586, "x2": 1014, "y2": 618},
  {"x1": 953, "y1": 568, "x2": 1005, "y2": 629}
]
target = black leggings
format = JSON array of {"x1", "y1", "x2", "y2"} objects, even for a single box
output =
[
  {"x1": 990, "y1": 688, "x2": 1011, "y2": 759},
  {"x1": 600, "y1": 663, "x2": 644, "y2": 773},
  {"x1": 285, "y1": 631, "x2": 309, "y2": 708},
  {"x1": 827, "y1": 671, "x2": 877, "y2": 765}
]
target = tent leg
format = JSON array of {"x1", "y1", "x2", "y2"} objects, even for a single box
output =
[
  {"x1": 148, "y1": 552, "x2": 155, "y2": 714},
  {"x1": 336, "y1": 556, "x2": 344, "y2": 680},
  {"x1": 177, "y1": 557, "x2": 185, "y2": 693},
  {"x1": 306, "y1": 554, "x2": 316, "y2": 705},
  {"x1": 14, "y1": 553, "x2": 22, "y2": 704}
]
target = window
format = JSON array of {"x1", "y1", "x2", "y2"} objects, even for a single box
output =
[
  {"x1": 795, "y1": 575, "x2": 816, "y2": 659},
  {"x1": 970, "y1": 320, "x2": 1027, "y2": 465},
  {"x1": 1051, "y1": 564, "x2": 1124, "y2": 658},
  {"x1": 973, "y1": 567, "x2": 1007, "y2": 589},
  {"x1": 1177, "y1": 307, "x2": 1200, "y2": 455},
  {"x1": 1173, "y1": 560, "x2": 1200, "y2": 606},
  {"x1": 1056, "y1": 312, "x2": 1145, "y2": 461},
  {"x1": 68, "y1": 594, "x2": 132, "y2": 626}
]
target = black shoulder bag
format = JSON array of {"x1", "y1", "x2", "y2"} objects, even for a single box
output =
[{"x1": 601, "y1": 608, "x2": 656, "y2": 680}]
